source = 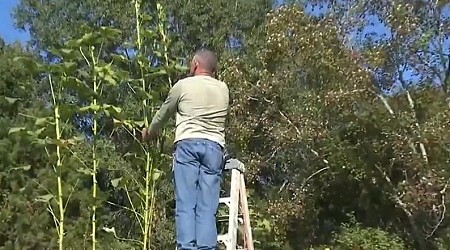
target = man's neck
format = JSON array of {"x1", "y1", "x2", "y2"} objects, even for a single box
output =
[{"x1": 195, "y1": 71, "x2": 213, "y2": 77}]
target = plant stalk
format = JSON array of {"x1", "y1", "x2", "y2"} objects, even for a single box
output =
[
  {"x1": 90, "y1": 48, "x2": 98, "y2": 250},
  {"x1": 134, "y1": 1, "x2": 153, "y2": 249},
  {"x1": 50, "y1": 74, "x2": 65, "y2": 250}
]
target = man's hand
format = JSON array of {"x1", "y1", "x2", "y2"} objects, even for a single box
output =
[{"x1": 141, "y1": 127, "x2": 158, "y2": 142}]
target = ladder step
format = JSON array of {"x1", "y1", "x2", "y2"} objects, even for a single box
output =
[
  {"x1": 223, "y1": 158, "x2": 246, "y2": 172},
  {"x1": 219, "y1": 197, "x2": 231, "y2": 204},
  {"x1": 217, "y1": 216, "x2": 244, "y2": 224}
]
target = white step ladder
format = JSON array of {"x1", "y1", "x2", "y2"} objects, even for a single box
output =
[{"x1": 217, "y1": 158, "x2": 254, "y2": 250}]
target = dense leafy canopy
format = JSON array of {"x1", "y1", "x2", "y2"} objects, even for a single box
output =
[{"x1": 1, "y1": 0, "x2": 450, "y2": 249}]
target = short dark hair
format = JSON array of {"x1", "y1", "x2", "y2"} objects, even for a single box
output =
[{"x1": 194, "y1": 48, "x2": 218, "y2": 73}]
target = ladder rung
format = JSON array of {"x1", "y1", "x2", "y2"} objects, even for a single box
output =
[
  {"x1": 217, "y1": 216, "x2": 244, "y2": 224},
  {"x1": 219, "y1": 197, "x2": 231, "y2": 204},
  {"x1": 217, "y1": 234, "x2": 228, "y2": 243}
]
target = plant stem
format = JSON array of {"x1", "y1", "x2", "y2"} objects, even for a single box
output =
[
  {"x1": 90, "y1": 48, "x2": 98, "y2": 250},
  {"x1": 49, "y1": 74, "x2": 65, "y2": 250},
  {"x1": 157, "y1": 3, "x2": 172, "y2": 87},
  {"x1": 143, "y1": 151, "x2": 152, "y2": 250},
  {"x1": 134, "y1": 1, "x2": 152, "y2": 249},
  {"x1": 55, "y1": 107, "x2": 64, "y2": 250}
]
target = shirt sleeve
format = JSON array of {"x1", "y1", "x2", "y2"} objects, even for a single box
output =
[{"x1": 149, "y1": 82, "x2": 182, "y2": 133}]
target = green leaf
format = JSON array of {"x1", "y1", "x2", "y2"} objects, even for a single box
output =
[
  {"x1": 13, "y1": 56, "x2": 45, "y2": 72},
  {"x1": 4, "y1": 96, "x2": 19, "y2": 104},
  {"x1": 72, "y1": 135, "x2": 85, "y2": 141},
  {"x1": 99, "y1": 26, "x2": 122, "y2": 38},
  {"x1": 123, "y1": 152, "x2": 136, "y2": 158},
  {"x1": 102, "y1": 226, "x2": 120, "y2": 238},
  {"x1": 27, "y1": 127, "x2": 46, "y2": 136},
  {"x1": 104, "y1": 75, "x2": 117, "y2": 85},
  {"x1": 105, "y1": 104, "x2": 122, "y2": 113},
  {"x1": 62, "y1": 77, "x2": 95, "y2": 99},
  {"x1": 152, "y1": 169, "x2": 163, "y2": 181},
  {"x1": 145, "y1": 68, "x2": 167, "y2": 78},
  {"x1": 102, "y1": 104, "x2": 122, "y2": 117},
  {"x1": 175, "y1": 64, "x2": 189, "y2": 72},
  {"x1": 59, "y1": 103, "x2": 79, "y2": 118},
  {"x1": 142, "y1": 29, "x2": 156, "y2": 40},
  {"x1": 136, "y1": 54, "x2": 151, "y2": 67},
  {"x1": 8, "y1": 127, "x2": 26, "y2": 135},
  {"x1": 9, "y1": 165, "x2": 31, "y2": 172},
  {"x1": 57, "y1": 62, "x2": 77, "y2": 74},
  {"x1": 77, "y1": 168, "x2": 91, "y2": 175},
  {"x1": 59, "y1": 48, "x2": 75, "y2": 55},
  {"x1": 111, "y1": 54, "x2": 129, "y2": 64},
  {"x1": 134, "y1": 120, "x2": 145, "y2": 127},
  {"x1": 50, "y1": 47, "x2": 77, "y2": 61},
  {"x1": 20, "y1": 165, "x2": 31, "y2": 171},
  {"x1": 110, "y1": 177, "x2": 122, "y2": 188},
  {"x1": 35, "y1": 117, "x2": 54, "y2": 126},
  {"x1": 52, "y1": 138, "x2": 78, "y2": 147},
  {"x1": 79, "y1": 104, "x2": 101, "y2": 112},
  {"x1": 95, "y1": 63, "x2": 118, "y2": 85},
  {"x1": 261, "y1": 219, "x2": 272, "y2": 232},
  {"x1": 35, "y1": 194, "x2": 54, "y2": 203},
  {"x1": 141, "y1": 14, "x2": 153, "y2": 22},
  {"x1": 112, "y1": 118, "x2": 123, "y2": 124},
  {"x1": 64, "y1": 137, "x2": 82, "y2": 146},
  {"x1": 32, "y1": 138, "x2": 50, "y2": 145},
  {"x1": 135, "y1": 86, "x2": 154, "y2": 100},
  {"x1": 153, "y1": 51, "x2": 163, "y2": 58},
  {"x1": 69, "y1": 32, "x2": 100, "y2": 47}
]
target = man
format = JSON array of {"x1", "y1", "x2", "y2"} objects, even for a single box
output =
[{"x1": 142, "y1": 48, "x2": 229, "y2": 250}]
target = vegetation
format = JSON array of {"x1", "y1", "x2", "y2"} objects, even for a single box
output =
[{"x1": 1, "y1": 0, "x2": 449, "y2": 249}]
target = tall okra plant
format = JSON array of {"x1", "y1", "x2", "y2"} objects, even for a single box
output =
[
  {"x1": 108, "y1": 1, "x2": 186, "y2": 248},
  {"x1": 133, "y1": 1, "x2": 155, "y2": 247},
  {"x1": 11, "y1": 51, "x2": 86, "y2": 250},
  {"x1": 136, "y1": 2, "x2": 188, "y2": 248},
  {"x1": 69, "y1": 28, "x2": 125, "y2": 250},
  {"x1": 12, "y1": 28, "x2": 126, "y2": 249}
]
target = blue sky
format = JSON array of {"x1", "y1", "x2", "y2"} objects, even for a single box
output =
[{"x1": 0, "y1": 0, "x2": 30, "y2": 44}]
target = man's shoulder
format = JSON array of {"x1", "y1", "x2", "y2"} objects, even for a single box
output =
[
  {"x1": 177, "y1": 75, "x2": 228, "y2": 88},
  {"x1": 174, "y1": 77, "x2": 189, "y2": 86}
]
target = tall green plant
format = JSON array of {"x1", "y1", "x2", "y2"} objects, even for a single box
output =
[
  {"x1": 105, "y1": 2, "x2": 186, "y2": 248},
  {"x1": 13, "y1": 28, "x2": 126, "y2": 249},
  {"x1": 49, "y1": 74, "x2": 65, "y2": 250},
  {"x1": 133, "y1": 1, "x2": 178, "y2": 248},
  {"x1": 74, "y1": 29, "x2": 124, "y2": 250},
  {"x1": 10, "y1": 53, "x2": 82, "y2": 250},
  {"x1": 133, "y1": 0, "x2": 155, "y2": 248}
]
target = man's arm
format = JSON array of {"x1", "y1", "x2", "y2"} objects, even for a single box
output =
[{"x1": 148, "y1": 83, "x2": 182, "y2": 135}]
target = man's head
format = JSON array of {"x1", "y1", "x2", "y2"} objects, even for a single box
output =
[{"x1": 189, "y1": 48, "x2": 218, "y2": 76}]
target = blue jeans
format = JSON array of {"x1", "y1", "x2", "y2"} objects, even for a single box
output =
[{"x1": 173, "y1": 138, "x2": 224, "y2": 250}]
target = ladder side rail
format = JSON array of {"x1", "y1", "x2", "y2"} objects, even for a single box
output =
[
  {"x1": 227, "y1": 169, "x2": 241, "y2": 250},
  {"x1": 239, "y1": 173, "x2": 254, "y2": 250}
]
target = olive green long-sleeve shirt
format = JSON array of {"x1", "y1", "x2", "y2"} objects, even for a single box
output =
[{"x1": 149, "y1": 75, "x2": 230, "y2": 147}]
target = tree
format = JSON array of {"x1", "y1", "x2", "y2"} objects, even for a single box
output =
[{"x1": 220, "y1": 3, "x2": 450, "y2": 249}]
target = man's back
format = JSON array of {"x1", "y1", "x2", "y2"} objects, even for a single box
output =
[{"x1": 175, "y1": 75, "x2": 229, "y2": 147}]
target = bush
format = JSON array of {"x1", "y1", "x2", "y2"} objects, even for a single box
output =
[{"x1": 330, "y1": 220, "x2": 408, "y2": 250}]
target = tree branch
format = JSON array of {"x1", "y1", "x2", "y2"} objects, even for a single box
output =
[
  {"x1": 398, "y1": 69, "x2": 429, "y2": 163},
  {"x1": 426, "y1": 182, "x2": 448, "y2": 239}
]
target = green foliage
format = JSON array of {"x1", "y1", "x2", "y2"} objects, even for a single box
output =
[{"x1": 330, "y1": 216, "x2": 407, "y2": 250}]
